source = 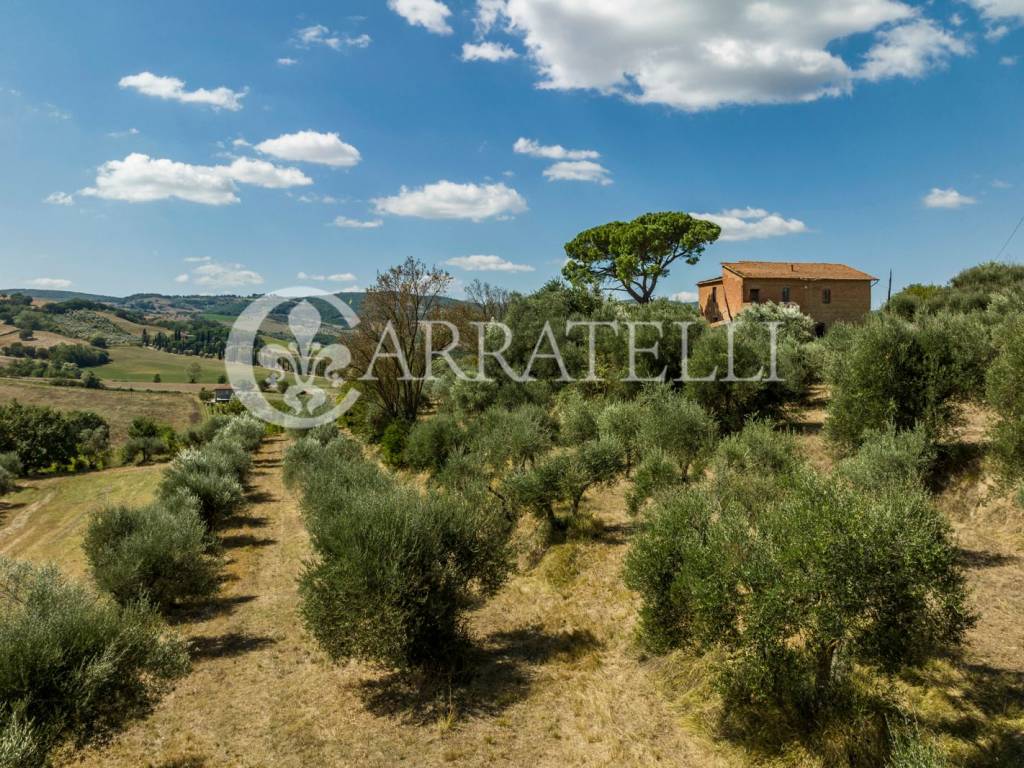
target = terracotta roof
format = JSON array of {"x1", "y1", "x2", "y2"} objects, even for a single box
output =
[
  {"x1": 721, "y1": 261, "x2": 877, "y2": 281},
  {"x1": 696, "y1": 276, "x2": 724, "y2": 286}
]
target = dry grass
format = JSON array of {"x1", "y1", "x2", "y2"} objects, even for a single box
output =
[{"x1": 0, "y1": 376, "x2": 204, "y2": 444}]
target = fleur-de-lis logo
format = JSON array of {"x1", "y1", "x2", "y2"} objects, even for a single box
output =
[{"x1": 257, "y1": 300, "x2": 351, "y2": 415}]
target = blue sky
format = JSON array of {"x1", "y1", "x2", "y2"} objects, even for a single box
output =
[{"x1": 0, "y1": 0, "x2": 1021, "y2": 304}]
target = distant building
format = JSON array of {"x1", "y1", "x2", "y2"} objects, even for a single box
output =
[
  {"x1": 213, "y1": 386, "x2": 235, "y2": 404},
  {"x1": 697, "y1": 261, "x2": 878, "y2": 333}
]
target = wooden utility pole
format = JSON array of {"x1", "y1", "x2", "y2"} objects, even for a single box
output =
[{"x1": 887, "y1": 269, "x2": 892, "y2": 302}]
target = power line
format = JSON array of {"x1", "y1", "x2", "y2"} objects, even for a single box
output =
[{"x1": 995, "y1": 211, "x2": 1024, "y2": 261}]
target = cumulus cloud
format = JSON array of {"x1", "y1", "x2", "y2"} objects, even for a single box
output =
[
  {"x1": 671, "y1": 290, "x2": 698, "y2": 302},
  {"x1": 445, "y1": 255, "x2": 535, "y2": 272},
  {"x1": 513, "y1": 137, "x2": 599, "y2": 160},
  {"x1": 462, "y1": 41, "x2": 519, "y2": 61},
  {"x1": 1001, "y1": 55, "x2": 1018, "y2": 66},
  {"x1": 923, "y1": 187, "x2": 976, "y2": 208},
  {"x1": 388, "y1": 0, "x2": 453, "y2": 34},
  {"x1": 297, "y1": 271, "x2": 358, "y2": 282},
  {"x1": 330, "y1": 216, "x2": 383, "y2": 228},
  {"x1": 26, "y1": 277, "x2": 72, "y2": 289},
  {"x1": 693, "y1": 207, "x2": 809, "y2": 241},
  {"x1": 118, "y1": 72, "x2": 247, "y2": 111},
  {"x1": 543, "y1": 160, "x2": 612, "y2": 185},
  {"x1": 277, "y1": 57, "x2": 298, "y2": 66},
  {"x1": 186, "y1": 262, "x2": 264, "y2": 288},
  {"x1": 78, "y1": 153, "x2": 311, "y2": 205},
  {"x1": 174, "y1": 273, "x2": 190, "y2": 283},
  {"x1": 373, "y1": 180, "x2": 527, "y2": 221},
  {"x1": 858, "y1": 19, "x2": 970, "y2": 81},
  {"x1": 478, "y1": 0, "x2": 972, "y2": 111},
  {"x1": 294, "y1": 25, "x2": 371, "y2": 50},
  {"x1": 966, "y1": 0, "x2": 1024, "y2": 22},
  {"x1": 44, "y1": 192, "x2": 74, "y2": 206},
  {"x1": 255, "y1": 130, "x2": 361, "y2": 167}
]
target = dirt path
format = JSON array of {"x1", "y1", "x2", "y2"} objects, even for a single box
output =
[{"x1": 68, "y1": 437, "x2": 726, "y2": 768}]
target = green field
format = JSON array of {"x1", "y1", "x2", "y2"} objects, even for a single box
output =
[{"x1": 97, "y1": 345, "x2": 232, "y2": 384}]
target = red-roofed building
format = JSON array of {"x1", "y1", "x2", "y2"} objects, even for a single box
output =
[{"x1": 697, "y1": 261, "x2": 878, "y2": 332}]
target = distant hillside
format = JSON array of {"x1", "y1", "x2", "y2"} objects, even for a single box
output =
[{"x1": 0, "y1": 288, "x2": 126, "y2": 304}]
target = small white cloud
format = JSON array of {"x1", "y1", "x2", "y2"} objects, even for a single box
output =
[
  {"x1": 986, "y1": 25, "x2": 1010, "y2": 41},
  {"x1": 373, "y1": 180, "x2": 527, "y2": 221},
  {"x1": 277, "y1": 57, "x2": 298, "y2": 66},
  {"x1": 671, "y1": 291, "x2": 698, "y2": 302},
  {"x1": 445, "y1": 255, "x2": 535, "y2": 272},
  {"x1": 255, "y1": 130, "x2": 361, "y2": 167},
  {"x1": 387, "y1": 0, "x2": 452, "y2": 35},
  {"x1": 1001, "y1": 56, "x2": 1018, "y2": 66},
  {"x1": 221, "y1": 157, "x2": 313, "y2": 189},
  {"x1": 78, "y1": 153, "x2": 310, "y2": 206},
  {"x1": 543, "y1": 160, "x2": 613, "y2": 185},
  {"x1": 118, "y1": 72, "x2": 247, "y2": 111},
  {"x1": 191, "y1": 262, "x2": 264, "y2": 288},
  {"x1": 693, "y1": 207, "x2": 809, "y2": 241},
  {"x1": 26, "y1": 277, "x2": 72, "y2": 289},
  {"x1": 184, "y1": 256, "x2": 212, "y2": 263},
  {"x1": 44, "y1": 191, "x2": 74, "y2": 206},
  {"x1": 345, "y1": 34, "x2": 372, "y2": 48},
  {"x1": 330, "y1": 216, "x2": 383, "y2": 228},
  {"x1": 993, "y1": 179, "x2": 1012, "y2": 189},
  {"x1": 950, "y1": 12, "x2": 964, "y2": 26},
  {"x1": 174, "y1": 273, "x2": 190, "y2": 283},
  {"x1": 857, "y1": 20, "x2": 970, "y2": 82},
  {"x1": 106, "y1": 127, "x2": 139, "y2": 138},
  {"x1": 232, "y1": 138, "x2": 251, "y2": 148},
  {"x1": 297, "y1": 193, "x2": 341, "y2": 204},
  {"x1": 462, "y1": 41, "x2": 518, "y2": 62},
  {"x1": 513, "y1": 137, "x2": 599, "y2": 161},
  {"x1": 923, "y1": 187, "x2": 976, "y2": 208},
  {"x1": 294, "y1": 24, "x2": 371, "y2": 50},
  {"x1": 297, "y1": 271, "x2": 358, "y2": 282}
]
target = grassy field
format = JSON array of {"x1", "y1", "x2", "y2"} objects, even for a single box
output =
[
  {"x1": 0, "y1": 376, "x2": 204, "y2": 443},
  {"x1": 0, "y1": 464, "x2": 162, "y2": 579},
  {"x1": 96, "y1": 345, "x2": 231, "y2": 384}
]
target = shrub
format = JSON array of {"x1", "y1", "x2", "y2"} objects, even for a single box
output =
[
  {"x1": 307, "y1": 422, "x2": 340, "y2": 446},
  {"x1": 379, "y1": 419, "x2": 411, "y2": 467},
  {"x1": 624, "y1": 473, "x2": 972, "y2": 715},
  {"x1": 886, "y1": 723, "x2": 948, "y2": 768},
  {"x1": 215, "y1": 415, "x2": 265, "y2": 453},
  {"x1": 637, "y1": 388, "x2": 716, "y2": 479},
  {"x1": 0, "y1": 558, "x2": 189, "y2": 765},
  {"x1": 737, "y1": 301, "x2": 816, "y2": 343},
  {"x1": 469, "y1": 404, "x2": 555, "y2": 471},
  {"x1": 158, "y1": 449, "x2": 244, "y2": 526},
  {"x1": 0, "y1": 401, "x2": 102, "y2": 473},
  {"x1": 0, "y1": 467, "x2": 13, "y2": 496},
  {"x1": 404, "y1": 414, "x2": 465, "y2": 472},
  {"x1": 83, "y1": 500, "x2": 220, "y2": 611},
  {"x1": 627, "y1": 448, "x2": 680, "y2": 516},
  {"x1": 0, "y1": 452, "x2": 21, "y2": 477},
  {"x1": 555, "y1": 388, "x2": 601, "y2": 445},
  {"x1": 836, "y1": 425, "x2": 934, "y2": 492},
  {"x1": 297, "y1": 458, "x2": 511, "y2": 669},
  {"x1": 120, "y1": 436, "x2": 167, "y2": 465},
  {"x1": 597, "y1": 399, "x2": 645, "y2": 474},
  {"x1": 986, "y1": 314, "x2": 1024, "y2": 480}
]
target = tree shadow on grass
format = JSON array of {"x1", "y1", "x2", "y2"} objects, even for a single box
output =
[
  {"x1": 154, "y1": 757, "x2": 206, "y2": 768},
  {"x1": 219, "y1": 513, "x2": 270, "y2": 529},
  {"x1": 167, "y1": 594, "x2": 257, "y2": 625},
  {"x1": 357, "y1": 625, "x2": 601, "y2": 726},
  {"x1": 928, "y1": 441, "x2": 986, "y2": 494},
  {"x1": 219, "y1": 533, "x2": 277, "y2": 549},
  {"x1": 189, "y1": 631, "x2": 277, "y2": 662},
  {"x1": 245, "y1": 489, "x2": 277, "y2": 505},
  {"x1": 957, "y1": 546, "x2": 1019, "y2": 570}
]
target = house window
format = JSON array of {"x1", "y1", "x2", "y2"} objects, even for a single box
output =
[
  {"x1": 781, "y1": 287, "x2": 790, "y2": 302},
  {"x1": 822, "y1": 288, "x2": 832, "y2": 304},
  {"x1": 749, "y1": 288, "x2": 760, "y2": 303}
]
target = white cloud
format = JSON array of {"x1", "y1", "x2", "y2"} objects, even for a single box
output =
[
  {"x1": 255, "y1": 130, "x2": 361, "y2": 167},
  {"x1": 294, "y1": 25, "x2": 372, "y2": 50},
  {"x1": 373, "y1": 180, "x2": 527, "y2": 221},
  {"x1": 923, "y1": 187, "x2": 976, "y2": 208},
  {"x1": 967, "y1": 0, "x2": 1024, "y2": 23},
  {"x1": 297, "y1": 271, "x2": 358, "y2": 282},
  {"x1": 118, "y1": 72, "x2": 247, "y2": 111},
  {"x1": 190, "y1": 262, "x2": 264, "y2": 288},
  {"x1": 543, "y1": 160, "x2": 613, "y2": 185},
  {"x1": 297, "y1": 193, "x2": 341, "y2": 204},
  {"x1": 388, "y1": 0, "x2": 453, "y2": 34},
  {"x1": 993, "y1": 179, "x2": 1012, "y2": 188},
  {"x1": 986, "y1": 24, "x2": 1011, "y2": 40},
  {"x1": 671, "y1": 291, "x2": 698, "y2": 302},
  {"x1": 481, "y1": 0, "x2": 974, "y2": 111},
  {"x1": 106, "y1": 127, "x2": 139, "y2": 138},
  {"x1": 693, "y1": 207, "x2": 809, "y2": 241},
  {"x1": 1001, "y1": 55, "x2": 1019, "y2": 65},
  {"x1": 221, "y1": 157, "x2": 313, "y2": 189},
  {"x1": 475, "y1": 0, "x2": 506, "y2": 33},
  {"x1": 26, "y1": 277, "x2": 72, "y2": 289},
  {"x1": 174, "y1": 273, "x2": 189, "y2": 283},
  {"x1": 950, "y1": 12, "x2": 964, "y2": 26},
  {"x1": 858, "y1": 19, "x2": 970, "y2": 81},
  {"x1": 445, "y1": 254, "x2": 535, "y2": 272},
  {"x1": 330, "y1": 216, "x2": 383, "y2": 228},
  {"x1": 78, "y1": 153, "x2": 311, "y2": 206},
  {"x1": 277, "y1": 57, "x2": 298, "y2": 66},
  {"x1": 462, "y1": 41, "x2": 519, "y2": 61},
  {"x1": 232, "y1": 138, "x2": 251, "y2": 148},
  {"x1": 44, "y1": 191, "x2": 74, "y2": 206},
  {"x1": 513, "y1": 137, "x2": 599, "y2": 160},
  {"x1": 184, "y1": 256, "x2": 211, "y2": 263}
]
